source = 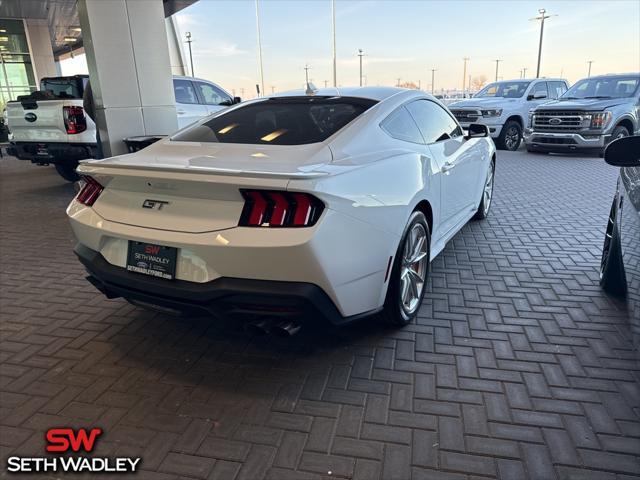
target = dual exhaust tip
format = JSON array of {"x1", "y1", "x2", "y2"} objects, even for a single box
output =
[{"x1": 244, "y1": 318, "x2": 301, "y2": 337}]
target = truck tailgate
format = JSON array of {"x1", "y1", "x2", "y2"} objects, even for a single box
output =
[{"x1": 7, "y1": 99, "x2": 68, "y2": 142}]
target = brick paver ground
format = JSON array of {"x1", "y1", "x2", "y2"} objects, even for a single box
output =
[{"x1": 1, "y1": 150, "x2": 639, "y2": 480}]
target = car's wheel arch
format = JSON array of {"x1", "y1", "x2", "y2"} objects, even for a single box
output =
[
  {"x1": 413, "y1": 199, "x2": 433, "y2": 237},
  {"x1": 504, "y1": 114, "x2": 524, "y2": 129},
  {"x1": 614, "y1": 117, "x2": 634, "y2": 135}
]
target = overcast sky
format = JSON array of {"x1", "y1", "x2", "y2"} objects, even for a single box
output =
[{"x1": 172, "y1": 0, "x2": 639, "y2": 97}]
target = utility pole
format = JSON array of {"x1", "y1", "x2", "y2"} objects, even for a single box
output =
[
  {"x1": 304, "y1": 64, "x2": 311, "y2": 85},
  {"x1": 271, "y1": 86, "x2": 275, "y2": 94},
  {"x1": 430, "y1": 68, "x2": 436, "y2": 94},
  {"x1": 397, "y1": 78, "x2": 401, "y2": 87},
  {"x1": 185, "y1": 32, "x2": 194, "y2": 77},
  {"x1": 494, "y1": 59, "x2": 502, "y2": 82},
  {"x1": 357, "y1": 49, "x2": 364, "y2": 87},
  {"x1": 531, "y1": 8, "x2": 555, "y2": 78},
  {"x1": 331, "y1": 0, "x2": 337, "y2": 87},
  {"x1": 255, "y1": 0, "x2": 265, "y2": 97},
  {"x1": 523, "y1": 67, "x2": 528, "y2": 78},
  {"x1": 587, "y1": 60, "x2": 594, "y2": 77},
  {"x1": 323, "y1": 80, "x2": 328, "y2": 88},
  {"x1": 462, "y1": 57, "x2": 469, "y2": 93},
  {"x1": 468, "y1": 74, "x2": 471, "y2": 95}
]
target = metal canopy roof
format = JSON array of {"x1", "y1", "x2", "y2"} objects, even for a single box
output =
[{"x1": 0, "y1": 0, "x2": 197, "y2": 59}]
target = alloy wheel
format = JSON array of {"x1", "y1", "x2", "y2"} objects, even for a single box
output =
[
  {"x1": 399, "y1": 223, "x2": 428, "y2": 315},
  {"x1": 600, "y1": 209, "x2": 615, "y2": 280},
  {"x1": 483, "y1": 162, "x2": 495, "y2": 216},
  {"x1": 505, "y1": 126, "x2": 520, "y2": 150}
]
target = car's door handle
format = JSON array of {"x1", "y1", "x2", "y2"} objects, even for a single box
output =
[
  {"x1": 177, "y1": 110, "x2": 186, "y2": 115},
  {"x1": 441, "y1": 160, "x2": 456, "y2": 173}
]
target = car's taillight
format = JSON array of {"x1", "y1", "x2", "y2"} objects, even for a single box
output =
[
  {"x1": 239, "y1": 190, "x2": 324, "y2": 227},
  {"x1": 76, "y1": 176, "x2": 103, "y2": 206},
  {"x1": 63, "y1": 105, "x2": 87, "y2": 134}
]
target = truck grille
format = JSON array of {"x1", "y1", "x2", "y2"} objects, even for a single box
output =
[
  {"x1": 533, "y1": 110, "x2": 588, "y2": 132},
  {"x1": 450, "y1": 109, "x2": 480, "y2": 124}
]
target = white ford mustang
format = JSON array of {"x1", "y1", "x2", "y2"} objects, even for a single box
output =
[{"x1": 67, "y1": 87, "x2": 495, "y2": 331}]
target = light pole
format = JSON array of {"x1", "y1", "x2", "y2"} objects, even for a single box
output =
[
  {"x1": 587, "y1": 60, "x2": 594, "y2": 77},
  {"x1": 185, "y1": 32, "x2": 194, "y2": 77},
  {"x1": 304, "y1": 64, "x2": 311, "y2": 85},
  {"x1": 462, "y1": 57, "x2": 469, "y2": 94},
  {"x1": 357, "y1": 49, "x2": 364, "y2": 87},
  {"x1": 523, "y1": 67, "x2": 528, "y2": 78},
  {"x1": 531, "y1": 8, "x2": 555, "y2": 78},
  {"x1": 331, "y1": 0, "x2": 337, "y2": 87},
  {"x1": 494, "y1": 59, "x2": 502, "y2": 82},
  {"x1": 255, "y1": 0, "x2": 265, "y2": 97},
  {"x1": 430, "y1": 68, "x2": 436, "y2": 94}
]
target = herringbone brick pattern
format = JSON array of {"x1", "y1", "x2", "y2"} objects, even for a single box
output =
[{"x1": 0, "y1": 151, "x2": 638, "y2": 480}]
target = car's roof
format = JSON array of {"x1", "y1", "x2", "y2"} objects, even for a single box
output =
[
  {"x1": 579, "y1": 73, "x2": 640, "y2": 79},
  {"x1": 172, "y1": 75, "x2": 224, "y2": 84},
  {"x1": 271, "y1": 86, "x2": 410, "y2": 102},
  {"x1": 492, "y1": 78, "x2": 566, "y2": 83}
]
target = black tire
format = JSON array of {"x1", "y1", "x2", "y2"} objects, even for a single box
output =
[
  {"x1": 380, "y1": 211, "x2": 430, "y2": 326},
  {"x1": 603, "y1": 125, "x2": 630, "y2": 157},
  {"x1": 496, "y1": 120, "x2": 522, "y2": 151},
  {"x1": 600, "y1": 198, "x2": 627, "y2": 297},
  {"x1": 473, "y1": 159, "x2": 495, "y2": 220},
  {"x1": 54, "y1": 163, "x2": 80, "y2": 182}
]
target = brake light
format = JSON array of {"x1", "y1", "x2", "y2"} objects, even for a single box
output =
[
  {"x1": 76, "y1": 176, "x2": 103, "y2": 206},
  {"x1": 239, "y1": 190, "x2": 324, "y2": 227},
  {"x1": 63, "y1": 106, "x2": 87, "y2": 134}
]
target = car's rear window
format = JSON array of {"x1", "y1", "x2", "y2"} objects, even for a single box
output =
[
  {"x1": 171, "y1": 96, "x2": 378, "y2": 145},
  {"x1": 40, "y1": 76, "x2": 87, "y2": 99}
]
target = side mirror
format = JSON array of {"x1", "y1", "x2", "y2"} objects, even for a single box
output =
[
  {"x1": 527, "y1": 93, "x2": 547, "y2": 101},
  {"x1": 233, "y1": 96, "x2": 242, "y2": 104},
  {"x1": 604, "y1": 136, "x2": 640, "y2": 167},
  {"x1": 465, "y1": 123, "x2": 489, "y2": 139}
]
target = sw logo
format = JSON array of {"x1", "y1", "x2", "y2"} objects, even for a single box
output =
[
  {"x1": 46, "y1": 427, "x2": 102, "y2": 453},
  {"x1": 144, "y1": 245, "x2": 161, "y2": 255},
  {"x1": 6, "y1": 427, "x2": 141, "y2": 474}
]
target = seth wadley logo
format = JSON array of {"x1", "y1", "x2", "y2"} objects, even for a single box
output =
[{"x1": 6, "y1": 428, "x2": 141, "y2": 474}]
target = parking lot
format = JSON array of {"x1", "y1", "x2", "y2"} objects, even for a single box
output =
[{"x1": 0, "y1": 149, "x2": 638, "y2": 479}]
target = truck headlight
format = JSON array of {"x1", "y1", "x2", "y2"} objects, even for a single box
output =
[
  {"x1": 588, "y1": 111, "x2": 612, "y2": 129},
  {"x1": 528, "y1": 109, "x2": 535, "y2": 128},
  {"x1": 481, "y1": 109, "x2": 502, "y2": 118}
]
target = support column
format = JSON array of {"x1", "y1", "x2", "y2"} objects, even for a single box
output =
[
  {"x1": 24, "y1": 19, "x2": 56, "y2": 82},
  {"x1": 78, "y1": 0, "x2": 177, "y2": 157}
]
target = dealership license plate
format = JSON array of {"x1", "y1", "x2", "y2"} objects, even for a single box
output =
[
  {"x1": 126, "y1": 241, "x2": 177, "y2": 280},
  {"x1": 36, "y1": 144, "x2": 49, "y2": 156}
]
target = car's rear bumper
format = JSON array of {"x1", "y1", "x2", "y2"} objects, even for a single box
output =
[
  {"x1": 7, "y1": 141, "x2": 97, "y2": 164},
  {"x1": 523, "y1": 130, "x2": 610, "y2": 152},
  {"x1": 75, "y1": 243, "x2": 378, "y2": 325}
]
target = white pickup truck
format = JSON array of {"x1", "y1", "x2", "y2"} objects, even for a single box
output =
[
  {"x1": 7, "y1": 74, "x2": 238, "y2": 181},
  {"x1": 448, "y1": 78, "x2": 569, "y2": 151}
]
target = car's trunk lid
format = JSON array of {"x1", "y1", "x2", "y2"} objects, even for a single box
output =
[{"x1": 77, "y1": 141, "x2": 332, "y2": 233}]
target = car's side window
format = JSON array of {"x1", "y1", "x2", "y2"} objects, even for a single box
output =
[
  {"x1": 173, "y1": 79, "x2": 199, "y2": 104},
  {"x1": 530, "y1": 81, "x2": 548, "y2": 99},
  {"x1": 548, "y1": 81, "x2": 567, "y2": 99},
  {"x1": 406, "y1": 99, "x2": 462, "y2": 144},
  {"x1": 380, "y1": 106, "x2": 424, "y2": 144},
  {"x1": 195, "y1": 82, "x2": 232, "y2": 106}
]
